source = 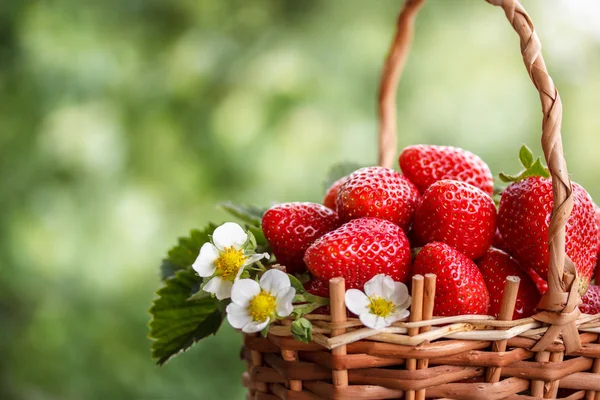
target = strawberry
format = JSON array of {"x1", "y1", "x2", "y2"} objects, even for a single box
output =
[
  {"x1": 521, "y1": 265, "x2": 548, "y2": 295},
  {"x1": 399, "y1": 145, "x2": 494, "y2": 196},
  {"x1": 323, "y1": 176, "x2": 348, "y2": 211},
  {"x1": 412, "y1": 180, "x2": 496, "y2": 259},
  {"x1": 412, "y1": 242, "x2": 489, "y2": 316},
  {"x1": 498, "y1": 177, "x2": 598, "y2": 294},
  {"x1": 580, "y1": 284, "x2": 600, "y2": 315},
  {"x1": 336, "y1": 167, "x2": 420, "y2": 230},
  {"x1": 594, "y1": 205, "x2": 600, "y2": 283},
  {"x1": 303, "y1": 217, "x2": 411, "y2": 288},
  {"x1": 262, "y1": 202, "x2": 340, "y2": 275},
  {"x1": 304, "y1": 279, "x2": 329, "y2": 298},
  {"x1": 304, "y1": 279, "x2": 330, "y2": 315},
  {"x1": 476, "y1": 248, "x2": 540, "y2": 319},
  {"x1": 492, "y1": 229, "x2": 509, "y2": 253},
  {"x1": 498, "y1": 146, "x2": 598, "y2": 294}
]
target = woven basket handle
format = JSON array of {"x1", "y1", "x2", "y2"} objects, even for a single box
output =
[{"x1": 378, "y1": 0, "x2": 580, "y2": 353}]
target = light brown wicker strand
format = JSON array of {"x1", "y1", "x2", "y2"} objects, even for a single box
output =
[
  {"x1": 250, "y1": 347, "x2": 269, "y2": 394},
  {"x1": 547, "y1": 350, "x2": 565, "y2": 398},
  {"x1": 585, "y1": 333, "x2": 600, "y2": 400},
  {"x1": 377, "y1": 0, "x2": 424, "y2": 169},
  {"x1": 531, "y1": 350, "x2": 551, "y2": 397},
  {"x1": 488, "y1": 0, "x2": 579, "y2": 355},
  {"x1": 486, "y1": 276, "x2": 520, "y2": 383},
  {"x1": 415, "y1": 273, "x2": 436, "y2": 400},
  {"x1": 280, "y1": 319, "x2": 302, "y2": 392},
  {"x1": 329, "y1": 277, "x2": 348, "y2": 388},
  {"x1": 405, "y1": 275, "x2": 424, "y2": 400}
]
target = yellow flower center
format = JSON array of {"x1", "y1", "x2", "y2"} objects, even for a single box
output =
[
  {"x1": 368, "y1": 296, "x2": 395, "y2": 318},
  {"x1": 215, "y1": 246, "x2": 247, "y2": 281},
  {"x1": 249, "y1": 290, "x2": 277, "y2": 322}
]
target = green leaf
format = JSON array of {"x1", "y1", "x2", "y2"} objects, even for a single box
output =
[
  {"x1": 288, "y1": 274, "x2": 306, "y2": 294},
  {"x1": 261, "y1": 324, "x2": 270, "y2": 337},
  {"x1": 247, "y1": 225, "x2": 268, "y2": 247},
  {"x1": 524, "y1": 158, "x2": 551, "y2": 179},
  {"x1": 160, "y1": 224, "x2": 218, "y2": 281},
  {"x1": 291, "y1": 318, "x2": 313, "y2": 343},
  {"x1": 498, "y1": 146, "x2": 550, "y2": 183},
  {"x1": 519, "y1": 145, "x2": 534, "y2": 169},
  {"x1": 219, "y1": 202, "x2": 266, "y2": 227},
  {"x1": 324, "y1": 162, "x2": 362, "y2": 191},
  {"x1": 149, "y1": 269, "x2": 224, "y2": 365}
]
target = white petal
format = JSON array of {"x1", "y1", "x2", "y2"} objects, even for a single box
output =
[
  {"x1": 276, "y1": 287, "x2": 295, "y2": 317},
  {"x1": 397, "y1": 295, "x2": 412, "y2": 311},
  {"x1": 345, "y1": 289, "x2": 370, "y2": 316},
  {"x1": 204, "y1": 277, "x2": 233, "y2": 300},
  {"x1": 385, "y1": 309, "x2": 410, "y2": 325},
  {"x1": 389, "y1": 282, "x2": 410, "y2": 307},
  {"x1": 226, "y1": 303, "x2": 252, "y2": 329},
  {"x1": 242, "y1": 318, "x2": 270, "y2": 333},
  {"x1": 231, "y1": 279, "x2": 261, "y2": 306},
  {"x1": 243, "y1": 252, "x2": 269, "y2": 267},
  {"x1": 213, "y1": 222, "x2": 248, "y2": 251},
  {"x1": 202, "y1": 276, "x2": 221, "y2": 295},
  {"x1": 192, "y1": 243, "x2": 218, "y2": 277},
  {"x1": 364, "y1": 274, "x2": 395, "y2": 299},
  {"x1": 260, "y1": 269, "x2": 290, "y2": 294},
  {"x1": 359, "y1": 312, "x2": 390, "y2": 329},
  {"x1": 234, "y1": 263, "x2": 246, "y2": 281}
]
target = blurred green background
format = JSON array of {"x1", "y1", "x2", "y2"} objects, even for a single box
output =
[{"x1": 2, "y1": 0, "x2": 600, "y2": 399}]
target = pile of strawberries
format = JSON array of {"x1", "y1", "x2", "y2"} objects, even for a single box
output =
[{"x1": 261, "y1": 145, "x2": 600, "y2": 319}]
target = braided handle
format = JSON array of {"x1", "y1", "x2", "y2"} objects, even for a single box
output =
[{"x1": 378, "y1": 0, "x2": 579, "y2": 352}]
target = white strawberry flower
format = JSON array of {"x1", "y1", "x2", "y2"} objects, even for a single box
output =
[
  {"x1": 345, "y1": 274, "x2": 411, "y2": 329},
  {"x1": 226, "y1": 269, "x2": 295, "y2": 333},
  {"x1": 192, "y1": 222, "x2": 269, "y2": 300}
]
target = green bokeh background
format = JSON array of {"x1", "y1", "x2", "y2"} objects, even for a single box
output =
[{"x1": 1, "y1": 1, "x2": 599, "y2": 399}]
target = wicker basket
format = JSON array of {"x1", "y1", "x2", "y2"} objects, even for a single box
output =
[{"x1": 242, "y1": 0, "x2": 600, "y2": 399}]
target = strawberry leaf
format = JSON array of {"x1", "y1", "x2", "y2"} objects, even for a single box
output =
[
  {"x1": 148, "y1": 269, "x2": 224, "y2": 366},
  {"x1": 499, "y1": 145, "x2": 550, "y2": 183},
  {"x1": 219, "y1": 202, "x2": 266, "y2": 227},
  {"x1": 288, "y1": 274, "x2": 306, "y2": 294},
  {"x1": 291, "y1": 318, "x2": 313, "y2": 343},
  {"x1": 247, "y1": 225, "x2": 268, "y2": 248},
  {"x1": 160, "y1": 224, "x2": 218, "y2": 281},
  {"x1": 519, "y1": 144, "x2": 534, "y2": 169},
  {"x1": 523, "y1": 158, "x2": 551, "y2": 179},
  {"x1": 324, "y1": 162, "x2": 362, "y2": 190}
]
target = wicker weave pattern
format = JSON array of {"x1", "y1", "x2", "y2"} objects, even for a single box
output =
[
  {"x1": 242, "y1": 335, "x2": 600, "y2": 399},
  {"x1": 243, "y1": 276, "x2": 600, "y2": 399}
]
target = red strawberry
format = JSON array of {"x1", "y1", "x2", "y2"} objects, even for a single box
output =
[
  {"x1": 304, "y1": 279, "x2": 329, "y2": 315},
  {"x1": 492, "y1": 229, "x2": 509, "y2": 253},
  {"x1": 303, "y1": 217, "x2": 411, "y2": 288},
  {"x1": 262, "y1": 202, "x2": 340, "y2": 275},
  {"x1": 498, "y1": 177, "x2": 598, "y2": 294},
  {"x1": 336, "y1": 167, "x2": 420, "y2": 230},
  {"x1": 399, "y1": 145, "x2": 494, "y2": 196},
  {"x1": 580, "y1": 284, "x2": 600, "y2": 315},
  {"x1": 476, "y1": 248, "x2": 540, "y2": 319},
  {"x1": 323, "y1": 176, "x2": 348, "y2": 211},
  {"x1": 521, "y1": 265, "x2": 548, "y2": 295},
  {"x1": 304, "y1": 279, "x2": 329, "y2": 298},
  {"x1": 594, "y1": 205, "x2": 600, "y2": 283},
  {"x1": 412, "y1": 180, "x2": 496, "y2": 259},
  {"x1": 412, "y1": 242, "x2": 490, "y2": 316}
]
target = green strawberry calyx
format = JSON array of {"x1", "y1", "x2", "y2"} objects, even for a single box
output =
[{"x1": 499, "y1": 145, "x2": 550, "y2": 183}]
